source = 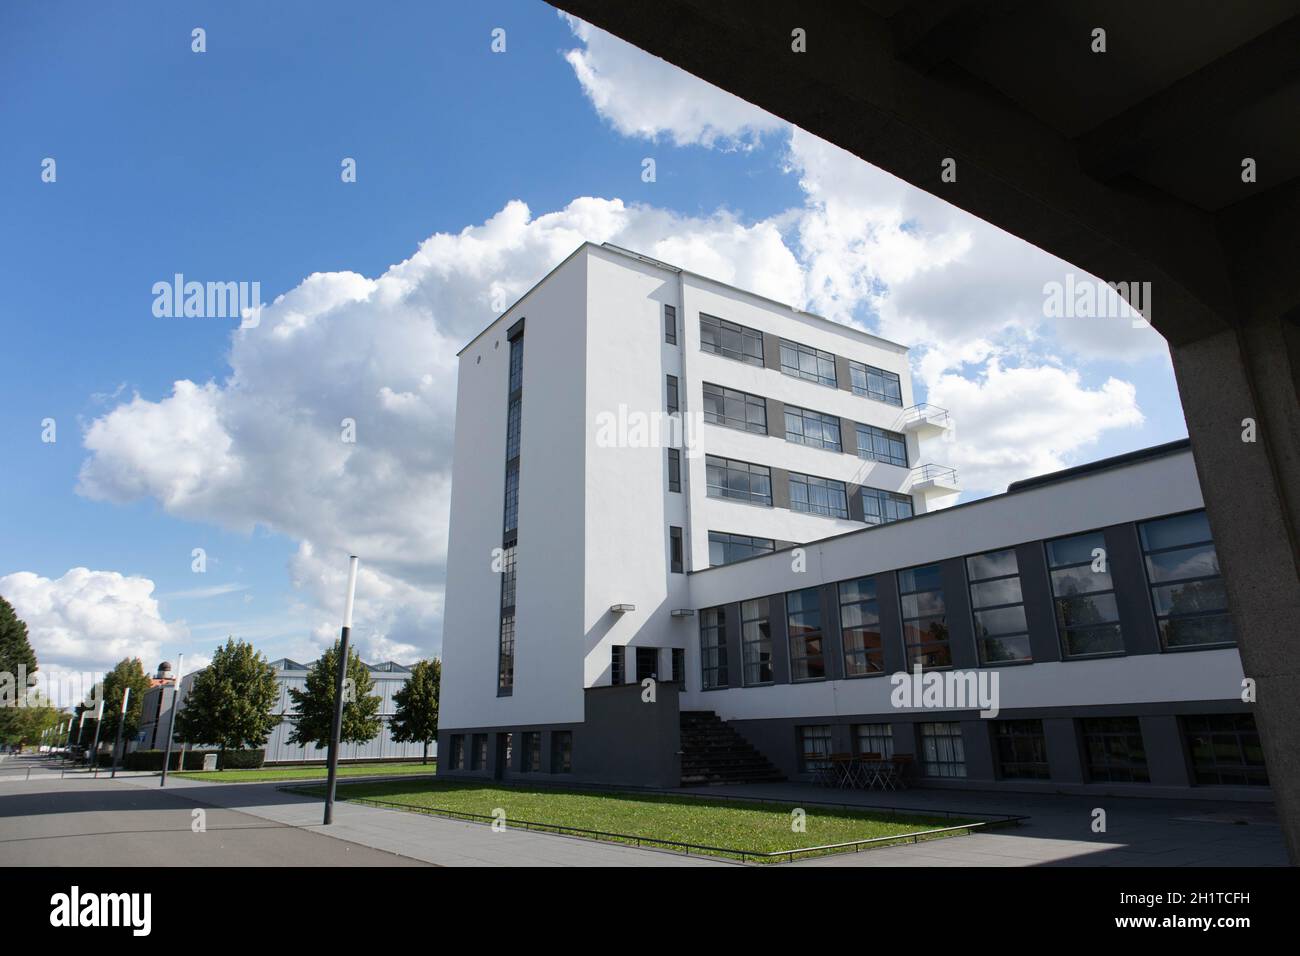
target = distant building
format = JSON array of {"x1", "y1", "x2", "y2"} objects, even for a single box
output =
[{"x1": 134, "y1": 662, "x2": 179, "y2": 752}]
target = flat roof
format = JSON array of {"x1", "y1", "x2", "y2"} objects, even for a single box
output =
[
  {"x1": 457, "y1": 241, "x2": 911, "y2": 356},
  {"x1": 690, "y1": 437, "x2": 1196, "y2": 576}
]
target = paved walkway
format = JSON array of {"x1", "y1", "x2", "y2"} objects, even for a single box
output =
[{"x1": 2, "y1": 756, "x2": 1286, "y2": 866}]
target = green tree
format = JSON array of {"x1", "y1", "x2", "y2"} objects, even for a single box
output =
[
  {"x1": 287, "y1": 642, "x2": 381, "y2": 750},
  {"x1": 390, "y1": 658, "x2": 440, "y2": 763},
  {"x1": 0, "y1": 690, "x2": 66, "y2": 748},
  {"x1": 0, "y1": 595, "x2": 38, "y2": 680},
  {"x1": 99, "y1": 658, "x2": 152, "y2": 746},
  {"x1": 173, "y1": 638, "x2": 280, "y2": 760}
]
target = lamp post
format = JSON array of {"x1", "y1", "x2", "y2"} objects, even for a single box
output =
[
  {"x1": 87, "y1": 699, "x2": 105, "y2": 773},
  {"x1": 323, "y1": 555, "x2": 359, "y2": 825},
  {"x1": 109, "y1": 686, "x2": 130, "y2": 779},
  {"x1": 160, "y1": 654, "x2": 184, "y2": 786}
]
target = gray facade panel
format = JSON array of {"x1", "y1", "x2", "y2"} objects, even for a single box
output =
[
  {"x1": 1105, "y1": 523, "x2": 1162, "y2": 656},
  {"x1": 1042, "y1": 717, "x2": 1086, "y2": 785},
  {"x1": 762, "y1": 331, "x2": 781, "y2": 372},
  {"x1": 1017, "y1": 541, "x2": 1062, "y2": 663},
  {"x1": 840, "y1": 417, "x2": 859, "y2": 456},
  {"x1": 765, "y1": 396, "x2": 785, "y2": 437},
  {"x1": 768, "y1": 592, "x2": 792, "y2": 685},
  {"x1": 820, "y1": 583, "x2": 845, "y2": 682},
  {"x1": 770, "y1": 466, "x2": 791, "y2": 510},
  {"x1": 1140, "y1": 714, "x2": 1194, "y2": 788},
  {"x1": 834, "y1": 353, "x2": 853, "y2": 393},
  {"x1": 876, "y1": 571, "x2": 908, "y2": 675},
  {"x1": 941, "y1": 558, "x2": 978, "y2": 669},
  {"x1": 723, "y1": 601, "x2": 743, "y2": 689},
  {"x1": 960, "y1": 720, "x2": 998, "y2": 781}
]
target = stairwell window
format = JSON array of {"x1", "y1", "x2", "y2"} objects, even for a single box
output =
[
  {"x1": 668, "y1": 448, "x2": 681, "y2": 493},
  {"x1": 670, "y1": 526, "x2": 684, "y2": 573},
  {"x1": 787, "y1": 587, "x2": 826, "y2": 680},
  {"x1": 664, "y1": 304, "x2": 677, "y2": 345},
  {"x1": 666, "y1": 374, "x2": 679, "y2": 415},
  {"x1": 741, "y1": 598, "x2": 774, "y2": 685},
  {"x1": 700, "y1": 607, "x2": 728, "y2": 689},
  {"x1": 611, "y1": 645, "x2": 624, "y2": 686}
]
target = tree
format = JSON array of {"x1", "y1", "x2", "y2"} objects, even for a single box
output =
[
  {"x1": 97, "y1": 658, "x2": 152, "y2": 747},
  {"x1": 390, "y1": 659, "x2": 440, "y2": 763},
  {"x1": 0, "y1": 690, "x2": 65, "y2": 748},
  {"x1": 0, "y1": 595, "x2": 37, "y2": 680},
  {"x1": 174, "y1": 638, "x2": 279, "y2": 759},
  {"x1": 287, "y1": 642, "x2": 381, "y2": 750}
]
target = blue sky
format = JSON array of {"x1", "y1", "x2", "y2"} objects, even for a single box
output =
[{"x1": 0, "y1": 1, "x2": 1186, "y2": 693}]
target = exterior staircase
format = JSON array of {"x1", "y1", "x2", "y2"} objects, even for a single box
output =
[{"x1": 679, "y1": 710, "x2": 786, "y2": 786}]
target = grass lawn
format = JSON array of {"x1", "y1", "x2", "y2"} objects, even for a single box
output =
[
  {"x1": 174, "y1": 761, "x2": 437, "y2": 783},
  {"x1": 300, "y1": 779, "x2": 981, "y2": 862}
]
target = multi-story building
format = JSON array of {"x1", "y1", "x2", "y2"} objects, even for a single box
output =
[{"x1": 438, "y1": 242, "x2": 1266, "y2": 801}]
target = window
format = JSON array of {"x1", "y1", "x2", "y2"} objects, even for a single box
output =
[
  {"x1": 785, "y1": 405, "x2": 842, "y2": 452},
  {"x1": 706, "y1": 455, "x2": 773, "y2": 506},
  {"x1": 787, "y1": 587, "x2": 825, "y2": 680},
  {"x1": 503, "y1": 462, "x2": 519, "y2": 534},
  {"x1": 668, "y1": 448, "x2": 681, "y2": 493},
  {"x1": 499, "y1": 545, "x2": 517, "y2": 610},
  {"x1": 471, "y1": 733, "x2": 488, "y2": 771},
  {"x1": 610, "y1": 645, "x2": 624, "y2": 686},
  {"x1": 994, "y1": 720, "x2": 1050, "y2": 779},
  {"x1": 854, "y1": 723, "x2": 894, "y2": 758},
  {"x1": 861, "y1": 488, "x2": 914, "y2": 525},
  {"x1": 1139, "y1": 510, "x2": 1233, "y2": 649},
  {"x1": 699, "y1": 607, "x2": 728, "y2": 689},
  {"x1": 497, "y1": 615, "x2": 515, "y2": 694},
  {"x1": 700, "y1": 313, "x2": 764, "y2": 366},
  {"x1": 966, "y1": 549, "x2": 1031, "y2": 664},
  {"x1": 741, "y1": 598, "x2": 774, "y2": 685},
  {"x1": 919, "y1": 722, "x2": 966, "y2": 778},
  {"x1": 848, "y1": 361, "x2": 902, "y2": 406},
  {"x1": 708, "y1": 531, "x2": 775, "y2": 566},
  {"x1": 789, "y1": 472, "x2": 848, "y2": 519},
  {"x1": 839, "y1": 577, "x2": 884, "y2": 676},
  {"x1": 1081, "y1": 718, "x2": 1148, "y2": 783},
  {"x1": 450, "y1": 735, "x2": 465, "y2": 771},
  {"x1": 856, "y1": 424, "x2": 908, "y2": 467},
  {"x1": 666, "y1": 374, "x2": 679, "y2": 415},
  {"x1": 505, "y1": 398, "x2": 521, "y2": 459},
  {"x1": 664, "y1": 304, "x2": 677, "y2": 345},
  {"x1": 508, "y1": 336, "x2": 524, "y2": 392},
  {"x1": 701, "y1": 382, "x2": 767, "y2": 434},
  {"x1": 636, "y1": 647, "x2": 658, "y2": 682},
  {"x1": 779, "y1": 339, "x2": 837, "y2": 387},
  {"x1": 798, "y1": 725, "x2": 833, "y2": 773},
  {"x1": 670, "y1": 526, "x2": 684, "y2": 573},
  {"x1": 1182, "y1": 714, "x2": 1268, "y2": 786},
  {"x1": 551, "y1": 731, "x2": 573, "y2": 773},
  {"x1": 1046, "y1": 531, "x2": 1124, "y2": 657},
  {"x1": 672, "y1": 648, "x2": 686, "y2": 690},
  {"x1": 899, "y1": 564, "x2": 950, "y2": 668},
  {"x1": 522, "y1": 732, "x2": 541, "y2": 772}
]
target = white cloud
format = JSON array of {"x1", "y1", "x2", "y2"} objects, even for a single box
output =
[
  {"x1": 561, "y1": 13, "x2": 783, "y2": 149},
  {"x1": 0, "y1": 568, "x2": 188, "y2": 679}
]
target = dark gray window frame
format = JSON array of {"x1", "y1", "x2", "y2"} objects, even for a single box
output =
[
  {"x1": 847, "y1": 360, "x2": 903, "y2": 406},
  {"x1": 855, "y1": 423, "x2": 908, "y2": 467},
  {"x1": 670, "y1": 526, "x2": 684, "y2": 574},
  {"x1": 706, "y1": 455, "x2": 773, "y2": 506},
  {"x1": 965, "y1": 548, "x2": 1032, "y2": 665},
  {"x1": 699, "y1": 313, "x2": 764, "y2": 366},
  {"x1": 779, "y1": 338, "x2": 838, "y2": 387},
  {"x1": 1138, "y1": 509, "x2": 1234, "y2": 652},
  {"x1": 741, "y1": 597, "x2": 775, "y2": 686},
  {"x1": 1045, "y1": 530, "x2": 1126, "y2": 659},
  {"x1": 701, "y1": 382, "x2": 767, "y2": 434},
  {"x1": 788, "y1": 471, "x2": 849, "y2": 519},
  {"x1": 784, "y1": 404, "x2": 843, "y2": 452},
  {"x1": 699, "y1": 606, "x2": 729, "y2": 689},
  {"x1": 708, "y1": 530, "x2": 775, "y2": 566},
  {"x1": 838, "y1": 576, "x2": 885, "y2": 677},
  {"x1": 664, "y1": 304, "x2": 677, "y2": 345},
  {"x1": 668, "y1": 448, "x2": 681, "y2": 493},
  {"x1": 786, "y1": 587, "x2": 826, "y2": 681},
  {"x1": 861, "y1": 487, "x2": 914, "y2": 525},
  {"x1": 899, "y1": 563, "x2": 951, "y2": 669}
]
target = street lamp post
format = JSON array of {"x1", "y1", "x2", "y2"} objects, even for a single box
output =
[
  {"x1": 160, "y1": 654, "x2": 184, "y2": 786},
  {"x1": 323, "y1": 555, "x2": 359, "y2": 825},
  {"x1": 109, "y1": 686, "x2": 130, "y2": 779},
  {"x1": 87, "y1": 699, "x2": 105, "y2": 773}
]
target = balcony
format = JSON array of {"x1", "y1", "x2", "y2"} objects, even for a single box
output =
[
  {"x1": 895, "y1": 403, "x2": 952, "y2": 438},
  {"x1": 908, "y1": 463, "x2": 960, "y2": 497}
]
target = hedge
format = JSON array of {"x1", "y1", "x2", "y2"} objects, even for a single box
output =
[{"x1": 218, "y1": 749, "x2": 265, "y2": 770}]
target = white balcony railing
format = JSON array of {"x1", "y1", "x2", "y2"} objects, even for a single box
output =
[{"x1": 895, "y1": 403, "x2": 952, "y2": 435}]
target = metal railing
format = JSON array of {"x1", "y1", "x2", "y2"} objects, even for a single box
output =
[
  {"x1": 910, "y1": 463, "x2": 959, "y2": 486},
  {"x1": 895, "y1": 403, "x2": 951, "y2": 430},
  {"x1": 305, "y1": 789, "x2": 1026, "y2": 864}
]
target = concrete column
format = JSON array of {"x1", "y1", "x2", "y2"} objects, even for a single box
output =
[
  {"x1": 1139, "y1": 715, "x2": 1193, "y2": 788},
  {"x1": 1042, "y1": 718, "x2": 1085, "y2": 785},
  {"x1": 1171, "y1": 317, "x2": 1300, "y2": 860}
]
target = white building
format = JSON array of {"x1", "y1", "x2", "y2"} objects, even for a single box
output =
[{"x1": 438, "y1": 242, "x2": 1264, "y2": 800}]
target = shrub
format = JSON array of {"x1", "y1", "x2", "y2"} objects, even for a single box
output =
[
  {"x1": 218, "y1": 749, "x2": 266, "y2": 770},
  {"x1": 183, "y1": 750, "x2": 216, "y2": 770}
]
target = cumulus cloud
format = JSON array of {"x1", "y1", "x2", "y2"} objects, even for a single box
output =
[
  {"x1": 0, "y1": 568, "x2": 188, "y2": 698},
  {"x1": 561, "y1": 13, "x2": 784, "y2": 149}
]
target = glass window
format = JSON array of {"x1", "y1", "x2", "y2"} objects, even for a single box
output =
[
  {"x1": 610, "y1": 645, "x2": 624, "y2": 686},
  {"x1": 706, "y1": 455, "x2": 773, "y2": 506},
  {"x1": 920, "y1": 722, "x2": 966, "y2": 777},
  {"x1": 1081, "y1": 718, "x2": 1148, "y2": 783},
  {"x1": 994, "y1": 720, "x2": 1050, "y2": 779},
  {"x1": 699, "y1": 313, "x2": 764, "y2": 366},
  {"x1": 855, "y1": 424, "x2": 908, "y2": 467},
  {"x1": 785, "y1": 406, "x2": 842, "y2": 452},
  {"x1": 861, "y1": 488, "x2": 914, "y2": 525},
  {"x1": 668, "y1": 448, "x2": 681, "y2": 493},
  {"x1": 1045, "y1": 531, "x2": 1124, "y2": 657},
  {"x1": 779, "y1": 339, "x2": 837, "y2": 387},
  {"x1": 450, "y1": 735, "x2": 465, "y2": 770},
  {"x1": 854, "y1": 723, "x2": 894, "y2": 758},
  {"x1": 787, "y1": 588, "x2": 825, "y2": 680},
  {"x1": 741, "y1": 598, "x2": 774, "y2": 685},
  {"x1": 700, "y1": 607, "x2": 728, "y2": 689},
  {"x1": 670, "y1": 526, "x2": 683, "y2": 574},
  {"x1": 839, "y1": 577, "x2": 884, "y2": 676},
  {"x1": 848, "y1": 361, "x2": 902, "y2": 406},
  {"x1": 666, "y1": 374, "x2": 679, "y2": 415},
  {"x1": 701, "y1": 382, "x2": 768, "y2": 434},
  {"x1": 798, "y1": 725, "x2": 833, "y2": 773},
  {"x1": 672, "y1": 648, "x2": 686, "y2": 690},
  {"x1": 499, "y1": 545, "x2": 516, "y2": 610},
  {"x1": 664, "y1": 304, "x2": 677, "y2": 345},
  {"x1": 899, "y1": 564, "x2": 950, "y2": 668},
  {"x1": 966, "y1": 548, "x2": 1031, "y2": 664},
  {"x1": 505, "y1": 398, "x2": 521, "y2": 460},
  {"x1": 522, "y1": 732, "x2": 541, "y2": 772},
  {"x1": 508, "y1": 336, "x2": 524, "y2": 392},
  {"x1": 1139, "y1": 510, "x2": 1233, "y2": 650},
  {"x1": 1182, "y1": 714, "x2": 1268, "y2": 786},
  {"x1": 708, "y1": 531, "x2": 775, "y2": 567},
  {"x1": 503, "y1": 462, "x2": 519, "y2": 534},
  {"x1": 472, "y1": 733, "x2": 487, "y2": 771},
  {"x1": 789, "y1": 472, "x2": 849, "y2": 519},
  {"x1": 497, "y1": 615, "x2": 515, "y2": 694},
  {"x1": 551, "y1": 731, "x2": 573, "y2": 773}
]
